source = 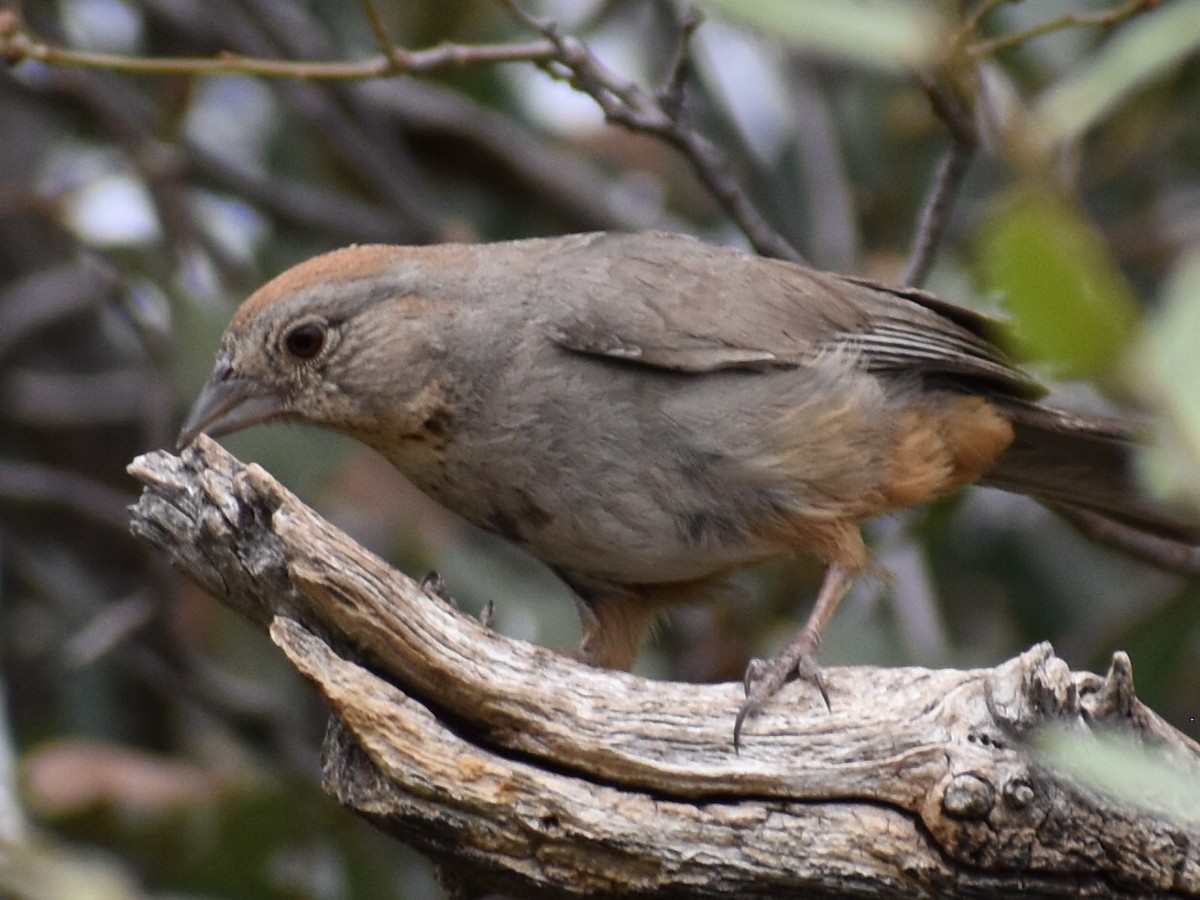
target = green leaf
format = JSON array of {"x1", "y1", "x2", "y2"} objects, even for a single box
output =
[
  {"x1": 1035, "y1": 1, "x2": 1200, "y2": 145},
  {"x1": 1035, "y1": 726, "x2": 1200, "y2": 825},
  {"x1": 976, "y1": 191, "x2": 1139, "y2": 378},
  {"x1": 693, "y1": 0, "x2": 944, "y2": 71}
]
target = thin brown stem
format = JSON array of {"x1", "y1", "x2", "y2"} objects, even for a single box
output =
[
  {"x1": 950, "y1": 0, "x2": 1013, "y2": 56},
  {"x1": 968, "y1": 0, "x2": 1155, "y2": 59},
  {"x1": 2, "y1": 20, "x2": 556, "y2": 80},
  {"x1": 903, "y1": 138, "x2": 976, "y2": 287},
  {"x1": 499, "y1": 0, "x2": 804, "y2": 263},
  {"x1": 657, "y1": 5, "x2": 704, "y2": 119},
  {"x1": 357, "y1": 0, "x2": 398, "y2": 62}
]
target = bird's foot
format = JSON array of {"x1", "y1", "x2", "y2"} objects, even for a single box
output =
[
  {"x1": 420, "y1": 570, "x2": 456, "y2": 608},
  {"x1": 734, "y1": 630, "x2": 830, "y2": 750}
]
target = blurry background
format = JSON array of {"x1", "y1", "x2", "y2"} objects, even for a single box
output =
[{"x1": 1, "y1": 0, "x2": 1198, "y2": 896}]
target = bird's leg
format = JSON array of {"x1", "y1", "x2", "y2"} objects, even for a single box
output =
[
  {"x1": 553, "y1": 569, "x2": 662, "y2": 671},
  {"x1": 735, "y1": 563, "x2": 856, "y2": 748},
  {"x1": 574, "y1": 590, "x2": 661, "y2": 671}
]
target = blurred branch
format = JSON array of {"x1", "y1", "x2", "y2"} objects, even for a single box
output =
[
  {"x1": 4, "y1": 368, "x2": 160, "y2": 426},
  {"x1": 121, "y1": 635, "x2": 321, "y2": 781},
  {"x1": 195, "y1": 0, "x2": 444, "y2": 242},
  {"x1": 62, "y1": 593, "x2": 156, "y2": 670},
  {"x1": 354, "y1": 79, "x2": 677, "y2": 233},
  {"x1": 786, "y1": 61, "x2": 858, "y2": 272},
  {"x1": 1, "y1": 0, "x2": 1169, "y2": 269},
  {"x1": 903, "y1": 128, "x2": 976, "y2": 287},
  {"x1": 0, "y1": 680, "x2": 28, "y2": 846},
  {"x1": 182, "y1": 141, "x2": 417, "y2": 244},
  {"x1": 3, "y1": 0, "x2": 803, "y2": 260},
  {"x1": 126, "y1": 437, "x2": 1200, "y2": 899},
  {"x1": 0, "y1": 259, "x2": 119, "y2": 361},
  {"x1": 26, "y1": 63, "x2": 230, "y2": 277},
  {"x1": 901, "y1": 70, "x2": 980, "y2": 287},
  {"x1": 1053, "y1": 503, "x2": 1200, "y2": 576},
  {"x1": 18, "y1": 0, "x2": 447, "y2": 249},
  {"x1": 0, "y1": 461, "x2": 133, "y2": 531},
  {"x1": 903, "y1": 0, "x2": 1159, "y2": 286}
]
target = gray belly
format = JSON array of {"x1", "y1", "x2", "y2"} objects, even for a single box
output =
[
  {"x1": 392, "y1": 346, "x2": 893, "y2": 585},
  {"x1": 418, "y1": 412, "x2": 789, "y2": 585}
]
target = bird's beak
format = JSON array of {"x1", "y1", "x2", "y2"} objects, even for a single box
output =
[{"x1": 177, "y1": 366, "x2": 285, "y2": 449}]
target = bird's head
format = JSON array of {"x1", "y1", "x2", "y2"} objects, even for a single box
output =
[{"x1": 178, "y1": 245, "x2": 455, "y2": 452}]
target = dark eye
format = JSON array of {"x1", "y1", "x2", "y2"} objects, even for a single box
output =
[{"x1": 283, "y1": 321, "x2": 326, "y2": 360}]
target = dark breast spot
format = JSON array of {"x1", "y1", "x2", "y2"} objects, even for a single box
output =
[
  {"x1": 422, "y1": 409, "x2": 452, "y2": 437},
  {"x1": 485, "y1": 490, "x2": 554, "y2": 544},
  {"x1": 487, "y1": 508, "x2": 520, "y2": 541},
  {"x1": 677, "y1": 446, "x2": 726, "y2": 484},
  {"x1": 515, "y1": 489, "x2": 554, "y2": 529},
  {"x1": 679, "y1": 510, "x2": 739, "y2": 547}
]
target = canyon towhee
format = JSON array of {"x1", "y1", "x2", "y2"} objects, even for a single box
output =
[{"x1": 178, "y1": 230, "x2": 1197, "y2": 742}]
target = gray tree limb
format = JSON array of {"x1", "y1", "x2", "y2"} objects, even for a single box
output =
[{"x1": 127, "y1": 437, "x2": 1200, "y2": 899}]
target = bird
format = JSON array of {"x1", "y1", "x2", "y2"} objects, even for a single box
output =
[{"x1": 178, "y1": 230, "x2": 1198, "y2": 744}]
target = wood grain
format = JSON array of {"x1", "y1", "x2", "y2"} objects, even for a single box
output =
[{"x1": 128, "y1": 436, "x2": 1200, "y2": 898}]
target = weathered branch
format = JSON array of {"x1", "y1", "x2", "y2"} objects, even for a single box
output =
[{"x1": 128, "y1": 437, "x2": 1200, "y2": 899}]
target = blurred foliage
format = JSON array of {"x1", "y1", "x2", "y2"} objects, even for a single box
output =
[
  {"x1": 0, "y1": 0, "x2": 1198, "y2": 897},
  {"x1": 1033, "y1": 0, "x2": 1200, "y2": 145},
  {"x1": 694, "y1": 0, "x2": 946, "y2": 72},
  {"x1": 1136, "y1": 248, "x2": 1200, "y2": 514},
  {"x1": 1034, "y1": 724, "x2": 1200, "y2": 826},
  {"x1": 978, "y1": 189, "x2": 1138, "y2": 379}
]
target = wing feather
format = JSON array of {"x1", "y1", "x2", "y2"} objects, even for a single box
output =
[{"x1": 540, "y1": 231, "x2": 1040, "y2": 397}]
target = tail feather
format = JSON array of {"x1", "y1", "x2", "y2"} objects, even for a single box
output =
[{"x1": 982, "y1": 401, "x2": 1199, "y2": 545}]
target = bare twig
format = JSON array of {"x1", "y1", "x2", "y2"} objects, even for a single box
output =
[
  {"x1": 899, "y1": 72, "x2": 982, "y2": 287},
  {"x1": 0, "y1": 14, "x2": 556, "y2": 80},
  {"x1": 9, "y1": 0, "x2": 799, "y2": 260},
  {"x1": 499, "y1": 0, "x2": 805, "y2": 263},
  {"x1": 911, "y1": 0, "x2": 1157, "y2": 287},
  {"x1": 357, "y1": 0, "x2": 399, "y2": 63},
  {"x1": 903, "y1": 137, "x2": 976, "y2": 287},
  {"x1": 656, "y1": 5, "x2": 703, "y2": 120},
  {"x1": 968, "y1": 0, "x2": 1156, "y2": 59}
]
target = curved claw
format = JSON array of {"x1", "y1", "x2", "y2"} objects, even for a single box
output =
[
  {"x1": 734, "y1": 656, "x2": 789, "y2": 750},
  {"x1": 796, "y1": 655, "x2": 832, "y2": 711},
  {"x1": 733, "y1": 697, "x2": 761, "y2": 752}
]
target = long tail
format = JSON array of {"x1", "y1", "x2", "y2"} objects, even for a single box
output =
[{"x1": 982, "y1": 401, "x2": 1200, "y2": 553}]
